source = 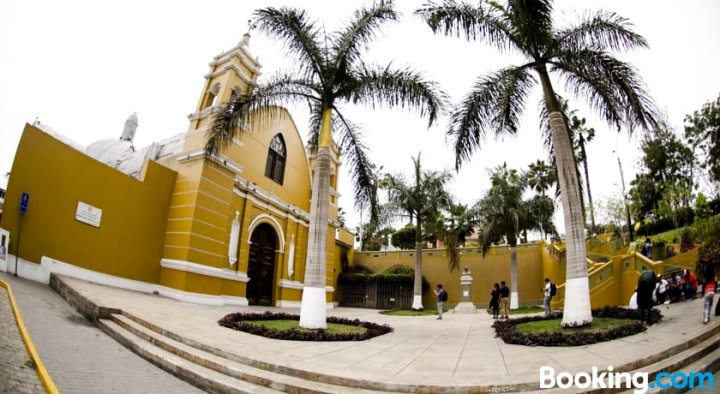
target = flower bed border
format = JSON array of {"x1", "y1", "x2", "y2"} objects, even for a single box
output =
[
  {"x1": 493, "y1": 306, "x2": 662, "y2": 347},
  {"x1": 218, "y1": 311, "x2": 393, "y2": 341}
]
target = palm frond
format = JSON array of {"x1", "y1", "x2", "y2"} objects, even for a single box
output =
[
  {"x1": 205, "y1": 74, "x2": 319, "y2": 155},
  {"x1": 506, "y1": 0, "x2": 553, "y2": 54},
  {"x1": 253, "y1": 7, "x2": 326, "y2": 83},
  {"x1": 448, "y1": 65, "x2": 536, "y2": 169},
  {"x1": 345, "y1": 64, "x2": 449, "y2": 127},
  {"x1": 554, "y1": 10, "x2": 648, "y2": 54},
  {"x1": 332, "y1": 0, "x2": 399, "y2": 77},
  {"x1": 550, "y1": 49, "x2": 659, "y2": 133},
  {"x1": 415, "y1": 0, "x2": 520, "y2": 52},
  {"x1": 331, "y1": 109, "x2": 382, "y2": 226}
]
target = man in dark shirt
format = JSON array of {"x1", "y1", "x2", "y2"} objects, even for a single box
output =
[{"x1": 499, "y1": 281, "x2": 510, "y2": 319}]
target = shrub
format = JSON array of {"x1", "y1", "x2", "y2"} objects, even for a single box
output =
[
  {"x1": 492, "y1": 306, "x2": 662, "y2": 347},
  {"x1": 383, "y1": 264, "x2": 414, "y2": 275},
  {"x1": 709, "y1": 198, "x2": 720, "y2": 215},
  {"x1": 697, "y1": 241, "x2": 720, "y2": 277},
  {"x1": 680, "y1": 227, "x2": 698, "y2": 252},
  {"x1": 218, "y1": 311, "x2": 393, "y2": 341}
]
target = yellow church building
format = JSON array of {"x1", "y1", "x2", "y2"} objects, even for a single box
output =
[{"x1": 0, "y1": 34, "x2": 354, "y2": 307}]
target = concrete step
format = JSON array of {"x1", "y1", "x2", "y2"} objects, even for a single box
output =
[
  {"x1": 109, "y1": 313, "x2": 390, "y2": 394},
  {"x1": 98, "y1": 318, "x2": 281, "y2": 394},
  {"x1": 578, "y1": 323, "x2": 720, "y2": 394},
  {"x1": 644, "y1": 345, "x2": 720, "y2": 394}
]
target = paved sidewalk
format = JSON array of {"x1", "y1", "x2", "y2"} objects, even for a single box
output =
[
  {"x1": 49, "y1": 275, "x2": 720, "y2": 389},
  {"x1": 0, "y1": 284, "x2": 43, "y2": 394},
  {"x1": 0, "y1": 273, "x2": 203, "y2": 394}
]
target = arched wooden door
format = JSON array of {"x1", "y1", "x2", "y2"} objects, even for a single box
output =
[{"x1": 246, "y1": 223, "x2": 277, "y2": 306}]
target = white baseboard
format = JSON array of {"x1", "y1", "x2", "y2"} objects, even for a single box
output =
[{"x1": 1, "y1": 255, "x2": 248, "y2": 306}]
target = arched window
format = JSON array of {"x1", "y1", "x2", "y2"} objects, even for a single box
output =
[{"x1": 265, "y1": 134, "x2": 286, "y2": 184}]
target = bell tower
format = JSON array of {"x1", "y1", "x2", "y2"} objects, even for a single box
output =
[{"x1": 183, "y1": 33, "x2": 262, "y2": 153}]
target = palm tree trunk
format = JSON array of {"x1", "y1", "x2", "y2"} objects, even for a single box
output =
[
  {"x1": 537, "y1": 66, "x2": 592, "y2": 327},
  {"x1": 412, "y1": 215, "x2": 424, "y2": 310},
  {"x1": 550, "y1": 112, "x2": 593, "y2": 327},
  {"x1": 509, "y1": 246, "x2": 519, "y2": 309},
  {"x1": 299, "y1": 107, "x2": 332, "y2": 329},
  {"x1": 580, "y1": 141, "x2": 596, "y2": 231}
]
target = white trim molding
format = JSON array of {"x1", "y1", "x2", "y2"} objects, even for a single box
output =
[
  {"x1": 176, "y1": 149, "x2": 244, "y2": 174},
  {"x1": 248, "y1": 214, "x2": 286, "y2": 252},
  {"x1": 1, "y1": 256, "x2": 250, "y2": 306},
  {"x1": 160, "y1": 258, "x2": 250, "y2": 282}
]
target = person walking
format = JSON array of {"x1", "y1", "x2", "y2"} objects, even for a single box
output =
[
  {"x1": 490, "y1": 283, "x2": 500, "y2": 319},
  {"x1": 702, "y1": 266, "x2": 717, "y2": 324},
  {"x1": 499, "y1": 281, "x2": 510, "y2": 319},
  {"x1": 433, "y1": 284, "x2": 448, "y2": 320},
  {"x1": 542, "y1": 278, "x2": 554, "y2": 316}
]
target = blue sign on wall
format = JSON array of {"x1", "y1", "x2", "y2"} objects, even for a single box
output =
[{"x1": 19, "y1": 192, "x2": 29, "y2": 215}]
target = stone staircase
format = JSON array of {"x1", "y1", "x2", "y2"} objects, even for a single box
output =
[
  {"x1": 98, "y1": 311, "x2": 394, "y2": 394},
  {"x1": 99, "y1": 308, "x2": 720, "y2": 394}
]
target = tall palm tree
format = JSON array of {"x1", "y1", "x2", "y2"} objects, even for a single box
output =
[
  {"x1": 569, "y1": 114, "x2": 597, "y2": 231},
  {"x1": 417, "y1": 0, "x2": 657, "y2": 326},
  {"x1": 386, "y1": 153, "x2": 452, "y2": 310},
  {"x1": 207, "y1": 2, "x2": 446, "y2": 329},
  {"x1": 475, "y1": 163, "x2": 531, "y2": 309}
]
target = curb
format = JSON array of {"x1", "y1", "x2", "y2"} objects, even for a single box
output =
[{"x1": 0, "y1": 279, "x2": 59, "y2": 394}]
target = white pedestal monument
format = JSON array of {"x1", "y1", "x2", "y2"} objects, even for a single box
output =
[{"x1": 453, "y1": 267, "x2": 477, "y2": 314}]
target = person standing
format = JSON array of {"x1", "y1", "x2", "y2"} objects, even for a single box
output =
[
  {"x1": 655, "y1": 274, "x2": 668, "y2": 305},
  {"x1": 702, "y1": 266, "x2": 717, "y2": 324},
  {"x1": 490, "y1": 283, "x2": 500, "y2": 319},
  {"x1": 542, "y1": 278, "x2": 553, "y2": 316},
  {"x1": 643, "y1": 237, "x2": 653, "y2": 259},
  {"x1": 433, "y1": 284, "x2": 448, "y2": 320},
  {"x1": 499, "y1": 281, "x2": 510, "y2": 319}
]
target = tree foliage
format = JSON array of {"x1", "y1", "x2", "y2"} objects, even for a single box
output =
[
  {"x1": 684, "y1": 93, "x2": 720, "y2": 192},
  {"x1": 629, "y1": 123, "x2": 695, "y2": 222}
]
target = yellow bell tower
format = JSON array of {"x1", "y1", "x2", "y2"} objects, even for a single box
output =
[
  {"x1": 160, "y1": 34, "x2": 263, "y2": 298},
  {"x1": 183, "y1": 33, "x2": 261, "y2": 153}
]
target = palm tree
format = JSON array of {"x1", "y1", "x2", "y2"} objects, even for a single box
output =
[
  {"x1": 386, "y1": 153, "x2": 452, "y2": 310},
  {"x1": 475, "y1": 163, "x2": 531, "y2": 309},
  {"x1": 206, "y1": 2, "x2": 446, "y2": 329},
  {"x1": 569, "y1": 114, "x2": 597, "y2": 231},
  {"x1": 417, "y1": 0, "x2": 657, "y2": 326},
  {"x1": 437, "y1": 199, "x2": 476, "y2": 272},
  {"x1": 525, "y1": 159, "x2": 556, "y2": 197},
  {"x1": 524, "y1": 160, "x2": 556, "y2": 240}
]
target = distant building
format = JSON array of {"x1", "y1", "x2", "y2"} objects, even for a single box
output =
[{"x1": 0, "y1": 34, "x2": 353, "y2": 307}]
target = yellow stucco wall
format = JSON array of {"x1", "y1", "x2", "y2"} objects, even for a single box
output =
[
  {"x1": 1, "y1": 124, "x2": 176, "y2": 283},
  {"x1": 355, "y1": 243, "x2": 546, "y2": 308}
]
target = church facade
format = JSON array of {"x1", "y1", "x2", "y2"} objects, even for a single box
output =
[{"x1": 0, "y1": 35, "x2": 353, "y2": 307}]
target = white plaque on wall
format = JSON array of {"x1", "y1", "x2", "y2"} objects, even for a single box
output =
[{"x1": 76, "y1": 201, "x2": 102, "y2": 227}]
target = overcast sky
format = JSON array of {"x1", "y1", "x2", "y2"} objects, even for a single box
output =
[{"x1": 1, "y1": 0, "x2": 718, "y2": 234}]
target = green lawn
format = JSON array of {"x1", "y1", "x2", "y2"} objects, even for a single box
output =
[
  {"x1": 245, "y1": 320, "x2": 367, "y2": 335},
  {"x1": 647, "y1": 227, "x2": 684, "y2": 244},
  {"x1": 381, "y1": 309, "x2": 438, "y2": 316},
  {"x1": 486, "y1": 305, "x2": 544, "y2": 315},
  {"x1": 515, "y1": 317, "x2": 635, "y2": 334}
]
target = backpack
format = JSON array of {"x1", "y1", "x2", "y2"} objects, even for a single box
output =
[
  {"x1": 550, "y1": 283, "x2": 557, "y2": 297},
  {"x1": 440, "y1": 289, "x2": 448, "y2": 302}
]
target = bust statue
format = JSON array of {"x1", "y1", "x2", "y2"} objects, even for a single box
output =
[{"x1": 121, "y1": 112, "x2": 138, "y2": 142}]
